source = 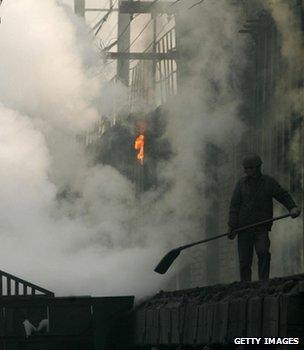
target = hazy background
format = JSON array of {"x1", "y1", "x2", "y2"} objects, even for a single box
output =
[{"x1": 0, "y1": 0, "x2": 301, "y2": 299}]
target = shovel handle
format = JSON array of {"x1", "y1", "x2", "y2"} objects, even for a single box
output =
[{"x1": 179, "y1": 213, "x2": 291, "y2": 251}]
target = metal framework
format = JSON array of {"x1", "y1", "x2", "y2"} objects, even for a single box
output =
[
  {"x1": 103, "y1": 0, "x2": 179, "y2": 93},
  {"x1": 129, "y1": 25, "x2": 177, "y2": 108},
  {"x1": 129, "y1": 60, "x2": 154, "y2": 109},
  {"x1": 155, "y1": 26, "x2": 178, "y2": 104}
]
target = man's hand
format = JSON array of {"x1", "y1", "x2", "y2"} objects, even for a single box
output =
[
  {"x1": 290, "y1": 207, "x2": 301, "y2": 218},
  {"x1": 227, "y1": 227, "x2": 237, "y2": 240}
]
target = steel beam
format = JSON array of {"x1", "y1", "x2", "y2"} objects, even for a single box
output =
[
  {"x1": 119, "y1": 1, "x2": 175, "y2": 14},
  {"x1": 117, "y1": 1, "x2": 132, "y2": 85},
  {"x1": 105, "y1": 51, "x2": 178, "y2": 60}
]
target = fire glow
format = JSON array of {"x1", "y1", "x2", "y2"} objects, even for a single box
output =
[{"x1": 135, "y1": 134, "x2": 145, "y2": 165}]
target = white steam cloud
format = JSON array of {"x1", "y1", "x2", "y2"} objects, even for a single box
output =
[
  {"x1": 0, "y1": 0, "x2": 249, "y2": 297},
  {"x1": 0, "y1": 0, "x2": 168, "y2": 297}
]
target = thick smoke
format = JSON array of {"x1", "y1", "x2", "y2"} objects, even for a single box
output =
[
  {"x1": 0, "y1": 0, "x2": 249, "y2": 297},
  {"x1": 149, "y1": 0, "x2": 247, "y2": 285},
  {"x1": 266, "y1": 0, "x2": 304, "y2": 122},
  {"x1": 265, "y1": 0, "x2": 304, "y2": 276},
  {"x1": 0, "y1": 0, "x2": 169, "y2": 297}
]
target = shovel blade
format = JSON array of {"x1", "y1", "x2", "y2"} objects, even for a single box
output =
[{"x1": 154, "y1": 249, "x2": 181, "y2": 274}]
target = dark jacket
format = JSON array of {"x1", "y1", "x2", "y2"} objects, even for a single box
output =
[{"x1": 228, "y1": 173, "x2": 296, "y2": 231}]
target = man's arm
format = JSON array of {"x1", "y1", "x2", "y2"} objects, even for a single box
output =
[{"x1": 271, "y1": 177, "x2": 300, "y2": 217}]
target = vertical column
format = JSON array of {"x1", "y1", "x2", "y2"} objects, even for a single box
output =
[
  {"x1": 74, "y1": 0, "x2": 85, "y2": 17},
  {"x1": 6, "y1": 277, "x2": 11, "y2": 296},
  {"x1": 117, "y1": 0, "x2": 132, "y2": 86},
  {"x1": 152, "y1": 13, "x2": 157, "y2": 102},
  {"x1": 173, "y1": 12, "x2": 181, "y2": 92}
]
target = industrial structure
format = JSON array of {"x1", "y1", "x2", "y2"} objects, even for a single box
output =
[
  {"x1": 0, "y1": 0, "x2": 303, "y2": 348},
  {"x1": 75, "y1": 0, "x2": 304, "y2": 289}
]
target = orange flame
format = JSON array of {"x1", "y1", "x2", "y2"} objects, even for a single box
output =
[{"x1": 135, "y1": 134, "x2": 145, "y2": 165}]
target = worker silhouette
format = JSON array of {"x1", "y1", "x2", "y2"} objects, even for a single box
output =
[{"x1": 228, "y1": 154, "x2": 300, "y2": 281}]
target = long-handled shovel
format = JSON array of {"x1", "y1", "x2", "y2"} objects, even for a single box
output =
[{"x1": 154, "y1": 213, "x2": 291, "y2": 274}]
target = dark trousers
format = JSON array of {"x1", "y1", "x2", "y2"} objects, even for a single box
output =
[{"x1": 237, "y1": 229, "x2": 271, "y2": 281}]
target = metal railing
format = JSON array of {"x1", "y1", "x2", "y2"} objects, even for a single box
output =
[{"x1": 0, "y1": 270, "x2": 54, "y2": 297}]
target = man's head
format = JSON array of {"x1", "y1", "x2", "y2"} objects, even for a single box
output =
[{"x1": 242, "y1": 154, "x2": 262, "y2": 177}]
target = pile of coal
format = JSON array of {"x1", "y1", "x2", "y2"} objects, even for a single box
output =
[{"x1": 133, "y1": 274, "x2": 304, "y2": 346}]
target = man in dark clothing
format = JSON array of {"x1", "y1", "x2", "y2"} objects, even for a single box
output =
[{"x1": 228, "y1": 154, "x2": 300, "y2": 281}]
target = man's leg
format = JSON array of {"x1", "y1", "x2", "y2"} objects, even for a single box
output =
[
  {"x1": 254, "y1": 230, "x2": 271, "y2": 280},
  {"x1": 238, "y1": 231, "x2": 254, "y2": 281}
]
